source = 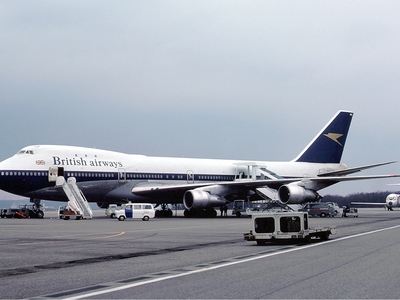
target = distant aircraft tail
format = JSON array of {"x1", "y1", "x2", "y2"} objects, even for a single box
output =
[{"x1": 292, "y1": 110, "x2": 353, "y2": 164}]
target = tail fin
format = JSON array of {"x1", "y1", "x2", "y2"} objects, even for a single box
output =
[{"x1": 292, "y1": 110, "x2": 353, "y2": 164}]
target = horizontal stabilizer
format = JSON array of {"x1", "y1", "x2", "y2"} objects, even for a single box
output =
[{"x1": 318, "y1": 161, "x2": 397, "y2": 177}]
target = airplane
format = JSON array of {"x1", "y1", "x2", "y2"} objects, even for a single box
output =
[
  {"x1": 384, "y1": 194, "x2": 400, "y2": 210},
  {"x1": 0, "y1": 110, "x2": 398, "y2": 217},
  {"x1": 351, "y1": 194, "x2": 400, "y2": 211}
]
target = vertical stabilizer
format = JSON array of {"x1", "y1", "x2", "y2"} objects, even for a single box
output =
[{"x1": 293, "y1": 110, "x2": 353, "y2": 164}]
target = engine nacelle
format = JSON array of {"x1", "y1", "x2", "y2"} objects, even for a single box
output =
[
  {"x1": 278, "y1": 185, "x2": 320, "y2": 204},
  {"x1": 183, "y1": 190, "x2": 226, "y2": 209},
  {"x1": 97, "y1": 202, "x2": 110, "y2": 209}
]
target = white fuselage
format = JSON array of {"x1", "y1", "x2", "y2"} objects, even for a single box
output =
[{"x1": 0, "y1": 145, "x2": 345, "y2": 205}]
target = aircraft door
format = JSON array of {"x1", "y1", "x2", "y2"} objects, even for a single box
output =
[
  {"x1": 118, "y1": 168, "x2": 126, "y2": 182},
  {"x1": 187, "y1": 170, "x2": 194, "y2": 183},
  {"x1": 235, "y1": 167, "x2": 248, "y2": 180},
  {"x1": 48, "y1": 166, "x2": 64, "y2": 182}
]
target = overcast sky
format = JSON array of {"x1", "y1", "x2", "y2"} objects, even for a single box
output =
[{"x1": 1, "y1": 1, "x2": 400, "y2": 200}]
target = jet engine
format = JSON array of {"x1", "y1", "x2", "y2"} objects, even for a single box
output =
[
  {"x1": 183, "y1": 190, "x2": 226, "y2": 209},
  {"x1": 96, "y1": 202, "x2": 110, "y2": 209},
  {"x1": 278, "y1": 184, "x2": 320, "y2": 204}
]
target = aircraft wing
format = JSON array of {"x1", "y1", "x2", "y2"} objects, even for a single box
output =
[
  {"x1": 350, "y1": 202, "x2": 386, "y2": 207},
  {"x1": 131, "y1": 174, "x2": 400, "y2": 197},
  {"x1": 131, "y1": 178, "x2": 295, "y2": 194},
  {"x1": 317, "y1": 161, "x2": 397, "y2": 177}
]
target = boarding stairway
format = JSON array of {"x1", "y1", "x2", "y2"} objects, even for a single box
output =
[
  {"x1": 56, "y1": 176, "x2": 93, "y2": 219},
  {"x1": 256, "y1": 187, "x2": 278, "y2": 201},
  {"x1": 234, "y1": 163, "x2": 283, "y2": 181},
  {"x1": 258, "y1": 167, "x2": 283, "y2": 180}
]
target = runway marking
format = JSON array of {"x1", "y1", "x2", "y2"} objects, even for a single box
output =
[{"x1": 65, "y1": 224, "x2": 400, "y2": 299}]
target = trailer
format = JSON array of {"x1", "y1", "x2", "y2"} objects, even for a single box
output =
[
  {"x1": 58, "y1": 206, "x2": 84, "y2": 220},
  {"x1": 0, "y1": 204, "x2": 44, "y2": 219},
  {"x1": 243, "y1": 206, "x2": 336, "y2": 245},
  {"x1": 231, "y1": 199, "x2": 265, "y2": 217},
  {"x1": 342, "y1": 207, "x2": 358, "y2": 217}
]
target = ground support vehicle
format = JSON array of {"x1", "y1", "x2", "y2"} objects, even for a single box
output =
[
  {"x1": 105, "y1": 204, "x2": 120, "y2": 218},
  {"x1": 0, "y1": 204, "x2": 44, "y2": 219},
  {"x1": 232, "y1": 199, "x2": 265, "y2": 217},
  {"x1": 115, "y1": 203, "x2": 155, "y2": 221},
  {"x1": 342, "y1": 207, "x2": 358, "y2": 217},
  {"x1": 58, "y1": 206, "x2": 84, "y2": 220},
  {"x1": 243, "y1": 204, "x2": 336, "y2": 245},
  {"x1": 299, "y1": 202, "x2": 336, "y2": 217},
  {"x1": 325, "y1": 202, "x2": 340, "y2": 216},
  {"x1": 55, "y1": 176, "x2": 93, "y2": 220}
]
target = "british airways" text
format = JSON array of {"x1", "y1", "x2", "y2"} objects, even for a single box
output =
[{"x1": 52, "y1": 156, "x2": 123, "y2": 168}]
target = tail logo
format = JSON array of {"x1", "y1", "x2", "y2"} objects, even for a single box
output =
[{"x1": 323, "y1": 133, "x2": 343, "y2": 146}]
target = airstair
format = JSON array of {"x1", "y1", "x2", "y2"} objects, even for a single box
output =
[
  {"x1": 234, "y1": 163, "x2": 283, "y2": 181},
  {"x1": 256, "y1": 187, "x2": 278, "y2": 201},
  {"x1": 56, "y1": 176, "x2": 93, "y2": 219}
]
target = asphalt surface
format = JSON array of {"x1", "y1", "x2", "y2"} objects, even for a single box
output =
[{"x1": 1, "y1": 208, "x2": 399, "y2": 299}]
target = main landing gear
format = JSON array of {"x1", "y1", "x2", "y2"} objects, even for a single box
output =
[
  {"x1": 184, "y1": 207, "x2": 217, "y2": 218},
  {"x1": 30, "y1": 198, "x2": 45, "y2": 218},
  {"x1": 154, "y1": 204, "x2": 173, "y2": 218}
]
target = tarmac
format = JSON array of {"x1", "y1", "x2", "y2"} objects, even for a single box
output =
[{"x1": 1, "y1": 207, "x2": 399, "y2": 299}]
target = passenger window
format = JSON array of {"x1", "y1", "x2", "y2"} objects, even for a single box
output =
[{"x1": 133, "y1": 205, "x2": 141, "y2": 209}]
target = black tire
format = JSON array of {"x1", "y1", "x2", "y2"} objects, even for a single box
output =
[
  {"x1": 320, "y1": 232, "x2": 329, "y2": 240},
  {"x1": 142, "y1": 216, "x2": 149, "y2": 221},
  {"x1": 118, "y1": 215, "x2": 125, "y2": 221}
]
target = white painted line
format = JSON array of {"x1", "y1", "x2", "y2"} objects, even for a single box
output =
[{"x1": 66, "y1": 224, "x2": 400, "y2": 299}]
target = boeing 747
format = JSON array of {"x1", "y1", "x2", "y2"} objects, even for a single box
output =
[{"x1": 0, "y1": 110, "x2": 397, "y2": 217}]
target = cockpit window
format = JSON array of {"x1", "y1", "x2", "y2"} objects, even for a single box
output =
[{"x1": 17, "y1": 150, "x2": 34, "y2": 155}]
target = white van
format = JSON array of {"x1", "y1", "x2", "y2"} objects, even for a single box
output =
[
  {"x1": 105, "y1": 204, "x2": 119, "y2": 218},
  {"x1": 115, "y1": 203, "x2": 155, "y2": 221}
]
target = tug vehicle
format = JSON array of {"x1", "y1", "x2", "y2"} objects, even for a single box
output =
[{"x1": 243, "y1": 202, "x2": 336, "y2": 245}]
